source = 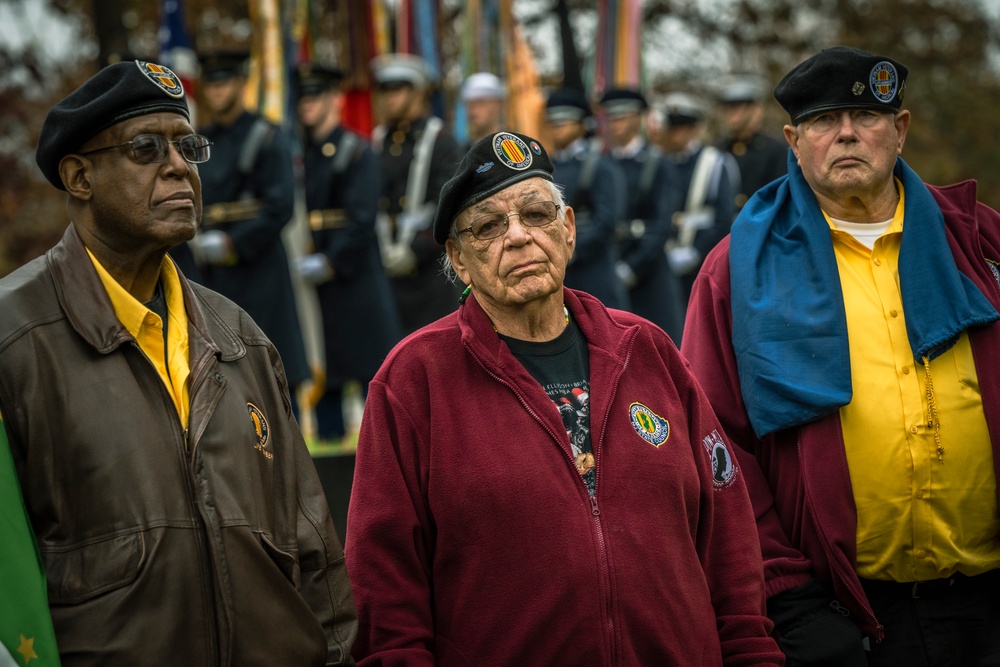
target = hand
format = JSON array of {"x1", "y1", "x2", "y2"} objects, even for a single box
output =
[
  {"x1": 189, "y1": 230, "x2": 235, "y2": 266},
  {"x1": 667, "y1": 245, "x2": 701, "y2": 276},
  {"x1": 767, "y1": 579, "x2": 867, "y2": 667},
  {"x1": 382, "y1": 243, "x2": 417, "y2": 277},
  {"x1": 297, "y1": 253, "x2": 334, "y2": 284}
]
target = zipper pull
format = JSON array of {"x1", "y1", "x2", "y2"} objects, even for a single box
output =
[{"x1": 590, "y1": 496, "x2": 600, "y2": 516}]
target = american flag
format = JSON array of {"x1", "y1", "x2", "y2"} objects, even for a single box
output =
[{"x1": 158, "y1": 0, "x2": 198, "y2": 120}]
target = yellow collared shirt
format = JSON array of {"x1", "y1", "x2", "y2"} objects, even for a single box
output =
[
  {"x1": 828, "y1": 183, "x2": 1000, "y2": 582},
  {"x1": 87, "y1": 249, "x2": 191, "y2": 429}
]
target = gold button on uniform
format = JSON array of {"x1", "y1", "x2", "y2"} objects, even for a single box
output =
[
  {"x1": 389, "y1": 143, "x2": 402, "y2": 156},
  {"x1": 873, "y1": 257, "x2": 882, "y2": 266},
  {"x1": 890, "y1": 309, "x2": 898, "y2": 317},
  {"x1": 910, "y1": 425, "x2": 919, "y2": 434},
  {"x1": 322, "y1": 142, "x2": 336, "y2": 157},
  {"x1": 902, "y1": 366, "x2": 910, "y2": 375}
]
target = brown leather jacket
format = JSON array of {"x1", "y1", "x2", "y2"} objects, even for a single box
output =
[{"x1": 0, "y1": 225, "x2": 356, "y2": 665}]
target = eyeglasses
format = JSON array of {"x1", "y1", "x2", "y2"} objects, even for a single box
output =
[
  {"x1": 456, "y1": 200, "x2": 561, "y2": 241},
  {"x1": 79, "y1": 134, "x2": 212, "y2": 164}
]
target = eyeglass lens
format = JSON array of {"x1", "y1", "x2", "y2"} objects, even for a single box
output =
[
  {"x1": 132, "y1": 134, "x2": 211, "y2": 164},
  {"x1": 470, "y1": 201, "x2": 558, "y2": 240}
]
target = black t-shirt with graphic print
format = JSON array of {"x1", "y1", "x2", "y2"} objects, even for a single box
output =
[{"x1": 500, "y1": 318, "x2": 595, "y2": 495}]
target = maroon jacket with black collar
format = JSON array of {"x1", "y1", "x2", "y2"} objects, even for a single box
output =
[
  {"x1": 346, "y1": 287, "x2": 783, "y2": 666},
  {"x1": 681, "y1": 180, "x2": 1000, "y2": 640}
]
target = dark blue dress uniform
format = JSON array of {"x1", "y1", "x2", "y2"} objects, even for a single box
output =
[
  {"x1": 303, "y1": 125, "x2": 403, "y2": 437},
  {"x1": 612, "y1": 143, "x2": 686, "y2": 341},
  {"x1": 551, "y1": 140, "x2": 629, "y2": 311},
  {"x1": 193, "y1": 111, "x2": 311, "y2": 387},
  {"x1": 718, "y1": 132, "x2": 788, "y2": 209},
  {"x1": 667, "y1": 142, "x2": 739, "y2": 302},
  {"x1": 376, "y1": 116, "x2": 463, "y2": 334}
]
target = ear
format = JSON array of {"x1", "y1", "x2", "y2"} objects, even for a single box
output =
[
  {"x1": 58, "y1": 155, "x2": 94, "y2": 201},
  {"x1": 562, "y1": 205, "x2": 577, "y2": 248},
  {"x1": 783, "y1": 125, "x2": 800, "y2": 161},
  {"x1": 445, "y1": 237, "x2": 472, "y2": 285},
  {"x1": 893, "y1": 109, "x2": 911, "y2": 154}
]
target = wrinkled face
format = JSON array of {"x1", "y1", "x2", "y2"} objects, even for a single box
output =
[
  {"x1": 784, "y1": 108, "x2": 909, "y2": 205},
  {"x1": 445, "y1": 177, "x2": 575, "y2": 310},
  {"x1": 466, "y1": 98, "x2": 502, "y2": 135},
  {"x1": 77, "y1": 112, "x2": 202, "y2": 254},
  {"x1": 607, "y1": 112, "x2": 641, "y2": 147},
  {"x1": 201, "y1": 77, "x2": 243, "y2": 116},
  {"x1": 547, "y1": 120, "x2": 583, "y2": 150}
]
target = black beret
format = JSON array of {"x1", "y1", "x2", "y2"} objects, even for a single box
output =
[
  {"x1": 433, "y1": 131, "x2": 554, "y2": 245},
  {"x1": 198, "y1": 50, "x2": 250, "y2": 82},
  {"x1": 296, "y1": 63, "x2": 345, "y2": 97},
  {"x1": 599, "y1": 87, "x2": 648, "y2": 117},
  {"x1": 774, "y1": 45, "x2": 908, "y2": 124},
  {"x1": 545, "y1": 87, "x2": 592, "y2": 123},
  {"x1": 35, "y1": 59, "x2": 191, "y2": 190}
]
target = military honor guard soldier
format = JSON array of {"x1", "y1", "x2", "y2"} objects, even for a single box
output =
[
  {"x1": 177, "y1": 49, "x2": 311, "y2": 391},
  {"x1": 715, "y1": 74, "x2": 788, "y2": 210},
  {"x1": 599, "y1": 86, "x2": 687, "y2": 342},
  {"x1": 294, "y1": 63, "x2": 404, "y2": 444},
  {"x1": 656, "y1": 92, "x2": 740, "y2": 304},
  {"x1": 371, "y1": 53, "x2": 464, "y2": 335},
  {"x1": 544, "y1": 87, "x2": 629, "y2": 311}
]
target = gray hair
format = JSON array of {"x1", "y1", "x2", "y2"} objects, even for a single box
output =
[{"x1": 439, "y1": 180, "x2": 567, "y2": 283}]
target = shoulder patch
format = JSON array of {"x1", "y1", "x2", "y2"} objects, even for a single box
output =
[
  {"x1": 248, "y1": 403, "x2": 272, "y2": 460},
  {"x1": 629, "y1": 402, "x2": 670, "y2": 447},
  {"x1": 702, "y1": 429, "x2": 738, "y2": 489}
]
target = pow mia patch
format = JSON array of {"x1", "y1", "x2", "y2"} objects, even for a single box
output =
[
  {"x1": 869, "y1": 61, "x2": 899, "y2": 103},
  {"x1": 629, "y1": 402, "x2": 670, "y2": 447},
  {"x1": 492, "y1": 132, "x2": 532, "y2": 170},
  {"x1": 135, "y1": 60, "x2": 185, "y2": 99},
  {"x1": 703, "y1": 429, "x2": 737, "y2": 489},
  {"x1": 248, "y1": 403, "x2": 273, "y2": 460}
]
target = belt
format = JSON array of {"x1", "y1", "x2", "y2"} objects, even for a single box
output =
[
  {"x1": 861, "y1": 569, "x2": 1000, "y2": 600},
  {"x1": 308, "y1": 208, "x2": 348, "y2": 231},
  {"x1": 203, "y1": 199, "x2": 263, "y2": 226}
]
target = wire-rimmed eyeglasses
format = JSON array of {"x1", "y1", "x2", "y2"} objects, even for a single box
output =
[
  {"x1": 78, "y1": 134, "x2": 212, "y2": 165},
  {"x1": 456, "y1": 200, "x2": 561, "y2": 241}
]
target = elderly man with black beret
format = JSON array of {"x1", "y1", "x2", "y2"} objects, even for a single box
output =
[
  {"x1": 345, "y1": 131, "x2": 784, "y2": 665},
  {"x1": 3, "y1": 60, "x2": 356, "y2": 664},
  {"x1": 683, "y1": 45, "x2": 1000, "y2": 665}
]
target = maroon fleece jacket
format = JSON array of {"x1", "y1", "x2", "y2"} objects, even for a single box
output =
[{"x1": 346, "y1": 288, "x2": 782, "y2": 666}]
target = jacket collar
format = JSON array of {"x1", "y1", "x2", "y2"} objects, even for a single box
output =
[{"x1": 47, "y1": 224, "x2": 244, "y2": 361}]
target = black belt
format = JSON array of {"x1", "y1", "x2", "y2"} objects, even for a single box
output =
[{"x1": 861, "y1": 569, "x2": 1000, "y2": 600}]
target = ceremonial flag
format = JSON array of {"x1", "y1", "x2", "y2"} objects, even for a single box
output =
[
  {"x1": 157, "y1": 0, "x2": 198, "y2": 121},
  {"x1": 0, "y1": 421, "x2": 60, "y2": 666}
]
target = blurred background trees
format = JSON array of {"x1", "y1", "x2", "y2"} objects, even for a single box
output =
[{"x1": 2, "y1": 0, "x2": 999, "y2": 276}]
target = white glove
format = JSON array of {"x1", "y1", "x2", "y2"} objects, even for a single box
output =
[
  {"x1": 189, "y1": 230, "x2": 234, "y2": 265},
  {"x1": 382, "y1": 243, "x2": 417, "y2": 277},
  {"x1": 297, "y1": 253, "x2": 334, "y2": 284},
  {"x1": 668, "y1": 246, "x2": 702, "y2": 276},
  {"x1": 615, "y1": 261, "x2": 638, "y2": 289}
]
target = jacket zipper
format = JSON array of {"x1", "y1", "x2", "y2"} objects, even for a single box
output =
[
  {"x1": 798, "y1": 433, "x2": 884, "y2": 642},
  {"x1": 130, "y1": 340, "x2": 222, "y2": 662},
  {"x1": 469, "y1": 338, "x2": 632, "y2": 666}
]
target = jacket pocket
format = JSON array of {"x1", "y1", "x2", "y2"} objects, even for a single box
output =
[
  {"x1": 258, "y1": 532, "x2": 301, "y2": 588},
  {"x1": 43, "y1": 532, "x2": 145, "y2": 605}
]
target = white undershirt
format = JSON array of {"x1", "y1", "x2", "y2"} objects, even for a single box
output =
[{"x1": 828, "y1": 217, "x2": 893, "y2": 250}]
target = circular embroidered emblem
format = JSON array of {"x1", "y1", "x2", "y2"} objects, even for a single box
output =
[
  {"x1": 492, "y1": 132, "x2": 532, "y2": 171},
  {"x1": 135, "y1": 60, "x2": 185, "y2": 99},
  {"x1": 702, "y1": 429, "x2": 739, "y2": 490},
  {"x1": 869, "y1": 61, "x2": 898, "y2": 103},
  {"x1": 529, "y1": 140, "x2": 542, "y2": 155},
  {"x1": 247, "y1": 403, "x2": 269, "y2": 448},
  {"x1": 629, "y1": 402, "x2": 670, "y2": 447}
]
